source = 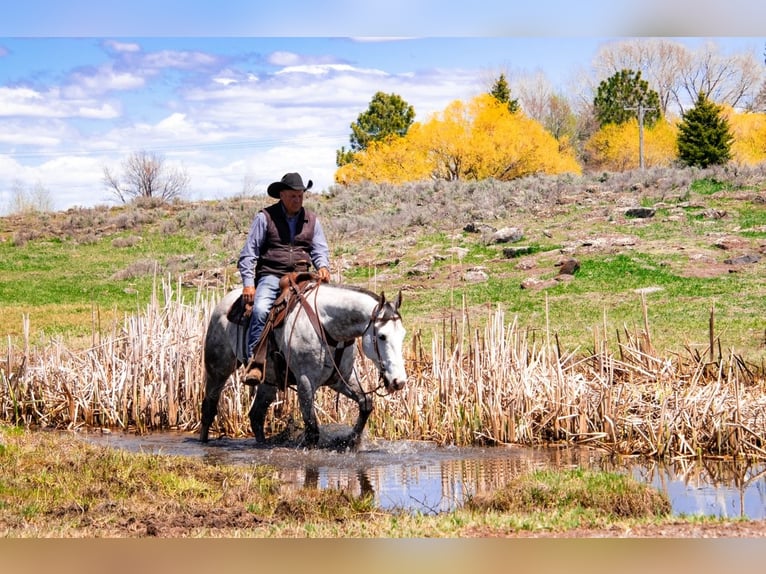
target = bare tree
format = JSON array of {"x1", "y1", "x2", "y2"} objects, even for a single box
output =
[
  {"x1": 8, "y1": 179, "x2": 53, "y2": 214},
  {"x1": 676, "y1": 41, "x2": 763, "y2": 112},
  {"x1": 514, "y1": 71, "x2": 553, "y2": 124},
  {"x1": 593, "y1": 38, "x2": 690, "y2": 118},
  {"x1": 752, "y1": 80, "x2": 766, "y2": 112},
  {"x1": 241, "y1": 174, "x2": 258, "y2": 197},
  {"x1": 103, "y1": 150, "x2": 190, "y2": 204},
  {"x1": 593, "y1": 38, "x2": 764, "y2": 116},
  {"x1": 514, "y1": 72, "x2": 578, "y2": 142}
]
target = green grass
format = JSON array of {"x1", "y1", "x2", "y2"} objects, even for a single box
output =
[
  {"x1": 690, "y1": 177, "x2": 730, "y2": 195},
  {"x1": 0, "y1": 231, "x2": 209, "y2": 339},
  {"x1": 468, "y1": 468, "x2": 671, "y2": 518},
  {"x1": 737, "y1": 203, "x2": 766, "y2": 232}
]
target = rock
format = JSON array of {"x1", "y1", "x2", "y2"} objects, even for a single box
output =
[
  {"x1": 625, "y1": 207, "x2": 655, "y2": 219},
  {"x1": 490, "y1": 226, "x2": 524, "y2": 244},
  {"x1": 715, "y1": 237, "x2": 748, "y2": 250},
  {"x1": 556, "y1": 258, "x2": 580, "y2": 275},
  {"x1": 520, "y1": 277, "x2": 558, "y2": 290},
  {"x1": 502, "y1": 245, "x2": 534, "y2": 258},
  {"x1": 464, "y1": 222, "x2": 495, "y2": 234},
  {"x1": 463, "y1": 268, "x2": 489, "y2": 282},
  {"x1": 724, "y1": 254, "x2": 761, "y2": 265}
]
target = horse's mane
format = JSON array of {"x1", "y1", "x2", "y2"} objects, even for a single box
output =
[
  {"x1": 327, "y1": 283, "x2": 379, "y2": 300},
  {"x1": 326, "y1": 283, "x2": 401, "y2": 320}
]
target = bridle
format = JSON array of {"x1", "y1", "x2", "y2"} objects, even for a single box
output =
[
  {"x1": 290, "y1": 285, "x2": 400, "y2": 396},
  {"x1": 361, "y1": 302, "x2": 402, "y2": 395}
]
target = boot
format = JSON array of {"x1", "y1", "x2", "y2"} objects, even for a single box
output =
[
  {"x1": 244, "y1": 324, "x2": 271, "y2": 386},
  {"x1": 243, "y1": 355, "x2": 264, "y2": 386}
]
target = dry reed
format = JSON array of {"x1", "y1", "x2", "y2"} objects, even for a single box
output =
[{"x1": 2, "y1": 278, "x2": 766, "y2": 460}]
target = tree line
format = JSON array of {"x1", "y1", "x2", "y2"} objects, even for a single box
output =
[{"x1": 336, "y1": 39, "x2": 765, "y2": 183}]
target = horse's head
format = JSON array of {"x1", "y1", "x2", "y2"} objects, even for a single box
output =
[{"x1": 361, "y1": 290, "x2": 407, "y2": 393}]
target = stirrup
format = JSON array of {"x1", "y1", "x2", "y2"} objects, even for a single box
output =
[{"x1": 243, "y1": 357, "x2": 264, "y2": 386}]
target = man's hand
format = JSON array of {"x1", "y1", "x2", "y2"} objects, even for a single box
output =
[
  {"x1": 317, "y1": 267, "x2": 331, "y2": 283},
  {"x1": 242, "y1": 285, "x2": 256, "y2": 304}
]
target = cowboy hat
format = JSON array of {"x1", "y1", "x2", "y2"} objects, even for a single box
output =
[{"x1": 267, "y1": 172, "x2": 313, "y2": 198}]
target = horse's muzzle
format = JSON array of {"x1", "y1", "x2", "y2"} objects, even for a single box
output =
[{"x1": 381, "y1": 371, "x2": 407, "y2": 392}]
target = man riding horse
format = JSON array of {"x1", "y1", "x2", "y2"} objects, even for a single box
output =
[{"x1": 238, "y1": 172, "x2": 331, "y2": 385}]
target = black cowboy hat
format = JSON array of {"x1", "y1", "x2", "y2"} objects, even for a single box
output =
[{"x1": 267, "y1": 172, "x2": 313, "y2": 198}]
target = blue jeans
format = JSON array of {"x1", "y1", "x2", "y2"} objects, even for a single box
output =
[{"x1": 246, "y1": 274, "x2": 281, "y2": 360}]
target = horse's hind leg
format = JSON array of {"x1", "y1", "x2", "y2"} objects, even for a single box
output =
[
  {"x1": 200, "y1": 371, "x2": 228, "y2": 442},
  {"x1": 248, "y1": 383, "x2": 278, "y2": 443},
  {"x1": 200, "y1": 336, "x2": 237, "y2": 442}
]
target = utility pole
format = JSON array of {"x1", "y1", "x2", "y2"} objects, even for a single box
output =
[{"x1": 625, "y1": 102, "x2": 656, "y2": 170}]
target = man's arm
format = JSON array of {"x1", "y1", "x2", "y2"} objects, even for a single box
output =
[
  {"x1": 238, "y1": 212, "x2": 267, "y2": 302},
  {"x1": 310, "y1": 218, "x2": 330, "y2": 274}
]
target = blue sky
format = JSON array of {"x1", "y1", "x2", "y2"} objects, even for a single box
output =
[{"x1": 1, "y1": 1, "x2": 764, "y2": 211}]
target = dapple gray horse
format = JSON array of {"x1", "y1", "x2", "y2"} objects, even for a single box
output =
[{"x1": 199, "y1": 282, "x2": 407, "y2": 448}]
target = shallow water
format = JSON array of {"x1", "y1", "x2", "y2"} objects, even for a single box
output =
[{"x1": 79, "y1": 426, "x2": 766, "y2": 519}]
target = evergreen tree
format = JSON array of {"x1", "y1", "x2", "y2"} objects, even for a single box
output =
[
  {"x1": 336, "y1": 92, "x2": 415, "y2": 167},
  {"x1": 335, "y1": 146, "x2": 355, "y2": 167},
  {"x1": 489, "y1": 73, "x2": 519, "y2": 113},
  {"x1": 677, "y1": 91, "x2": 733, "y2": 168},
  {"x1": 593, "y1": 69, "x2": 661, "y2": 128},
  {"x1": 335, "y1": 92, "x2": 414, "y2": 168}
]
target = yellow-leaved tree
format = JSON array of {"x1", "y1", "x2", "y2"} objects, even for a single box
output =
[
  {"x1": 585, "y1": 119, "x2": 678, "y2": 171},
  {"x1": 335, "y1": 94, "x2": 581, "y2": 184},
  {"x1": 722, "y1": 105, "x2": 766, "y2": 165},
  {"x1": 334, "y1": 124, "x2": 433, "y2": 185}
]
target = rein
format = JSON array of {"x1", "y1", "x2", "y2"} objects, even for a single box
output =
[{"x1": 290, "y1": 280, "x2": 390, "y2": 396}]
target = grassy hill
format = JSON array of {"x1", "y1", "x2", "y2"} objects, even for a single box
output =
[{"x1": 2, "y1": 164, "x2": 766, "y2": 362}]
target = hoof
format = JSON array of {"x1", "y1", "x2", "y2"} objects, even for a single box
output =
[
  {"x1": 301, "y1": 430, "x2": 320, "y2": 449},
  {"x1": 329, "y1": 432, "x2": 362, "y2": 451}
]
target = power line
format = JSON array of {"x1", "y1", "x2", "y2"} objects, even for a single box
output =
[{"x1": 1, "y1": 131, "x2": 350, "y2": 160}]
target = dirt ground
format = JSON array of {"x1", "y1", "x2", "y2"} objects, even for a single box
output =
[{"x1": 459, "y1": 520, "x2": 766, "y2": 538}]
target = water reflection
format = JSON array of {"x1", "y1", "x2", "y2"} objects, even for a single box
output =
[{"x1": 78, "y1": 428, "x2": 766, "y2": 519}]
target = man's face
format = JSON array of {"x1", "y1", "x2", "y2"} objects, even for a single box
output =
[{"x1": 280, "y1": 188, "x2": 304, "y2": 216}]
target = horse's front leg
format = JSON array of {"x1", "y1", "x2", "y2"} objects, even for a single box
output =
[
  {"x1": 248, "y1": 383, "x2": 278, "y2": 443},
  {"x1": 329, "y1": 369, "x2": 372, "y2": 449},
  {"x1": 296, "y1": 374, "x2": 320, "y2": 447}
]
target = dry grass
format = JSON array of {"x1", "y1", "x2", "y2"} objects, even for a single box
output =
[{"x1": 3, "y1": 277, "x2": 766, "y2": 460}]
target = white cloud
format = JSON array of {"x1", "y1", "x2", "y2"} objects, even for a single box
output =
[
  {"x1": 268, "y1": 51, "x2": 302, "y2": 67},
  {"x1": 0, "y1": 40, "x2": 489, "y2": 211},
  {"x1": 103, "y1": 40, "x2": 141, "y2": 53},
  {"x1": 65, "y1": 66, "x2": 146, "y2": 97},
  {"x1": 0, "y1": 85, "x2": 121, "y2": 119},
  {"x1": 275, "y1": 63, "x2": 386, "y2": 77},
  {"x1": 141, "y1": 50, "x2": 219, "y2": 70}
]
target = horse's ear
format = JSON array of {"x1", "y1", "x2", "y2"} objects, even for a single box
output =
[
  {"x1": 379, "y1": 291, "x2": 386, "y2": 306},
  {"x1": 395, "y1": 290, "x2": 403, "y2": 311}
]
